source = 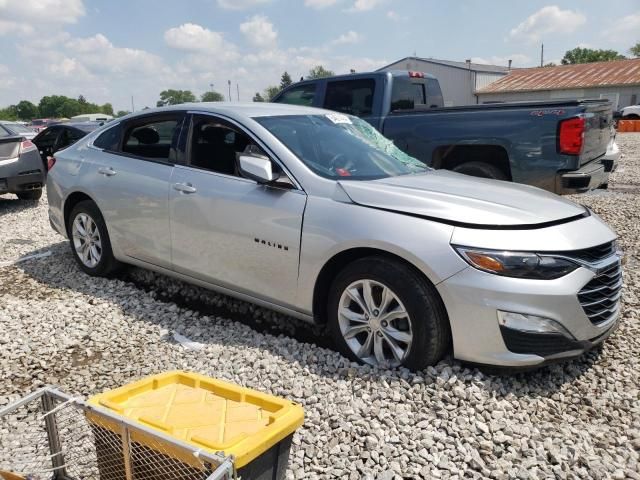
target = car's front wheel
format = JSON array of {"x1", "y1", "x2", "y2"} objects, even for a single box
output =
[
  {"x1": 328, "y1": 257, "x2": 451, "y2": 370},
  {"x1": 68, "y1": 200, "x2": 120, "y2": 276}
]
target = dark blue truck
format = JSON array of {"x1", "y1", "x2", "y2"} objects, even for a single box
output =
[{"x1": 272, "y1": 70, "x2": 616, "y2": 194}]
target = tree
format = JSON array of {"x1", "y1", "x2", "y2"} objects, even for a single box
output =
[
  {"x1": 631, "y1": 42, "x2": 640, "y2": 57},
  {"x1": 116, "y1": 110, "x2": 129, "y2": 118},
  {"x1": 561, "y1": 47, "x2": 626, "y2": 65},
  {"x1": 201, "y1": 91, "x2": 225, "y2": 102},
  {"x1": 100, "y1": 103, "x2": 114, "y2": 115},
  {"x1": 14, "y1": 100, "x2": 38, "y2": 120},
  {"x1": 156, "y1": 89, "x2": 197, "y2": 107},
  {"x1": 280, "y1": 71, "x2": 293, "y2": 90},
  {"x1": 252, "y1": 92, "x2": 265, "y2": 102},
  {"x1": 263, "y1": 86, "x2": 281, "y2": 101},
  {"x1": 0, "y1": 106, "x2": 18, "y2": 120},
  {"x1": 307, "y1": 65, "x2": 335, "y2": 79},
  {"x1": 543, "y1": 62, "x2": 557, "y2": 67}
]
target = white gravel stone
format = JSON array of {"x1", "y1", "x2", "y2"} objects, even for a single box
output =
[{"x1": 0, "y1": 135, "x2": 639, "y2": 479}]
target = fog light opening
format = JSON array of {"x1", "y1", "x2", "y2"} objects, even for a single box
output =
[{"x1": 497, "y1": 311, "x2": 574, "y2": 339}]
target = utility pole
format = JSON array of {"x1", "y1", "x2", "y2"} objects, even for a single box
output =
[
  {"x1": 236, "y1": 83, "x2": 240, "y2": 102},
  {"x1": 227, "y1": 80, "x2": 232, "y2": 101},
  {"x1": 540, "y1": 43, "x2": 544, "y2": 67},
  {"x1": 131, "y1": 96, "x2": 135, "y2": 112},
  {"x1": 210, "y1": 83, "x2": 214, "y2": 93}
]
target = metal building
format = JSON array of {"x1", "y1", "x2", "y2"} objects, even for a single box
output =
[
  {"x1": 377, "y1": 56, "x2": 510, "y2": 106},
  {"x1": 476, "y1": 58, "x2": 640, "y2": 111}
]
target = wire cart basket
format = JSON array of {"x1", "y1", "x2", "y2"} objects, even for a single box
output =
[{"x1": 0, "y1": 388, "x2": 235, "y2": 480}]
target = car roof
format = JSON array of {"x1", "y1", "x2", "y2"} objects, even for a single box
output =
[{"x1": 123, "y1": 102, "x2": 331, "y2": 120}]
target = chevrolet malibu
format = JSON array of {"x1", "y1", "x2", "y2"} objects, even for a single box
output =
[{"x1": 46, "y1": 103, "x2": 622, "y2": 370}]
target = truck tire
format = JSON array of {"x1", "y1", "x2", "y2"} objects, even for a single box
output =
[
  {"x1": 327, "y1": 256, "x2": 451, "y2": 371},
  {"x1": 17, "y1": 189, "x2": 42, "y2": 201},
  {"x1": 452, "y1": 161, "x2": 508, "y2": 180}
]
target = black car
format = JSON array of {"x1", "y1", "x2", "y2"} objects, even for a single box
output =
[{"x1": 33, "y1": 122, "x2": 101, "y2": 165}]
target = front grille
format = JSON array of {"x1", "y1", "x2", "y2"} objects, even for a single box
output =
[
  {"x1": 550, "y1": 241, "x2": 617, "y2": 263},
  {"x1": 578, "y1": 260, "x2": 622, "y2": 325}
]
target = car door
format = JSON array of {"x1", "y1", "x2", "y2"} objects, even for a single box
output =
[
  {"x1": 33, "y1": 127, "x2": 61, "y2": 161},
  {"x1": 54, "y1": 127, "x2": 86, "y2": 154},
  {"x1": 84, "y1": 113, "x2": 185, "y2": 269},
  {"x1": 169, "y1": 113, "x2": 307, "y2": 307}
]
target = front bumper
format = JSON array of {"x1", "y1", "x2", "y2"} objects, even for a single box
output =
[
  {"x1": 437, "y1": 258, "x2": 621, "y2": 367},
  {"x1": 556, "y1": 159, "x2": 610, "y2": 194}
]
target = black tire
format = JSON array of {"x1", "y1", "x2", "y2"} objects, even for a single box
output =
[
  {"x1": 67, "y1": 200, "x2": 120, "y2": 276},
  {"x1": 16, "y1": 189, "x2": 42, "y2": 201},
  {"x1": 327, "y1": 256, "x2": 451, "y2": 371},
  {"x1": 452, "y1": 161, "x2": 508, "y2": 180}
]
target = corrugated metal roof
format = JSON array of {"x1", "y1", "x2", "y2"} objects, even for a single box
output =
[
  {"x1": 377, "y1": 56, "x2": 510, "y2": 74},
  {"x1": 477, "y1": 58, "x2": 640, "y2": 94}
]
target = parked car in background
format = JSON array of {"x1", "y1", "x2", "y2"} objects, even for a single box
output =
[
  {"x1": 273, "y1": 70, "x2": 615, "y2": 194},
  {"x1": 0, "y1": 120, "x2": 37, "y2": 140},
  {"x1": 70, "y1": 113, "x2": 114, "y2": 122},
  {"x1": 621, "y1": 104, "x2": 640, "y2": 119},
  {"x1": 47, "y1": 103, "x2": 621, "y2": 370},
  {"x1": 33, "y1": 122, "x2": 101, "y2": 166},
  {"x1": 0, "y1": 134, "x2": 45, "y2": 200},
  {"x1": 29, "y1": 118, "x2": 53, "y2": 132}
]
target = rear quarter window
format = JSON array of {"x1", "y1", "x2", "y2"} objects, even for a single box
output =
[{"x1": 93, "y1": 123, "x2": 122, "y2": 151}]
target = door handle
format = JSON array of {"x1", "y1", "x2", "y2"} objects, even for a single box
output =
[
  {"x1": 173, "y1": 182, "x2": 197, "y2": 194},
  {"x1": 98, "y1": 167, "x2": 117, "y2": 177}
]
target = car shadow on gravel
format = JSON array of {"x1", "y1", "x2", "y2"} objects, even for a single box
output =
[{"x1": 14, "y1": 241, "x2": 606, "y2": 397}]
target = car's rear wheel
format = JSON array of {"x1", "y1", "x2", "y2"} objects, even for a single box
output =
[
  {"x1": 452, "y1": 161, "x2": 508, "y2": 180},
  {"x1": 327, "y1": 257, "x2": 450, "y2": 370},
  {"x1": 16, "y1": 189, "x2": 42, "y2": 201},
  {"x1": 68, "y1": 200, "x2": 120, "y2": 276}
]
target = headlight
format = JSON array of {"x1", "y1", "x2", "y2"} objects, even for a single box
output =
[{"x1": 454, "y1": 246, "x2": 578, "y2": 280}]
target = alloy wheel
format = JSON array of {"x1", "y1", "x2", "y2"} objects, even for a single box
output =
[
  {"x1": 337, "y1": 279, "x2": 413, "y2": 367},
  {"x1": 71, "y1": 213, "x2": 102, "y2": 268}
]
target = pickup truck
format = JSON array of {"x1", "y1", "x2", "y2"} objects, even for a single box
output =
[{"x1": 272, "y1": 70, "x2": 616, "y2": 194}]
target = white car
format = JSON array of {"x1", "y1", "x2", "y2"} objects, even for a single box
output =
[{"x1": 621, "y1": 104, "x2": 640, "y2": 119}]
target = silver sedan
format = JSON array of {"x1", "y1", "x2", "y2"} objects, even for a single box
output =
[{"x1": 46, "y1": 103, "x2": 622, "y2": 370}]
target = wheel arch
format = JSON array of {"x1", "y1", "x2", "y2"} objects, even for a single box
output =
[
  {"x1": 431, "y1": 144, "x2": 512, "y2": 180},
  {"x1": 63, "y1": 190, "x2": 98, "y2": 236},
  {"x1": 312, "y1": 246, "x2": 447, "y2": 325}
]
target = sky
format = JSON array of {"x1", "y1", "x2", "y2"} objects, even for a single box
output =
[{"x1": 0, "y1": 0, "x2": 639, "y2": 112}]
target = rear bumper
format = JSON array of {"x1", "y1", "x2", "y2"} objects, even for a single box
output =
[
  {"x1": 0, "y1": 151, "x2": 45, "y2": 194},
  {"x1": 556, "y1": 159, "x2": 610, "y2": 194}
]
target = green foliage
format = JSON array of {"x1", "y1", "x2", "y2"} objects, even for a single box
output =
[
  {"x1": 201, "y1": 91, "x2": 225, "y2": 102},
  {"x1": 263, "y1": 86, "x2": 281, "y2": 101},
  {"x1": 631, "y1": 42, "x2": 640, "y2": 57},
  {"x1": 36, "y1": 95, "x2": 112, "y2": 118},
  {"x1": 156, "y1": 89, "x2": 197, "y2": 107},
  {"x1": 0, "y1": 106, "x2": 18, "y2": 120},
  {"x1": 253, "y1": 92, "x2": 265, "y2": 102},
  {"x1": 15, "y1": 100, "x2": 38, "y2": 120},
  {"x1": 101, "y1": 103, "x2": 114, "y2": 116},
  {"x1": 307, "y1": 65, "x2": 335, "y2": 80},
  {"x1": 561, "y1": 47, "x2": 626, "y2": 65},
  {"x1": 280, "y1": 71, "x2": 293, "y2": 90},
  {"x1": 116, "y1": 110, "x2": 129, "y2": 117},
  {"x1": 543, "y1": 62, "x2": 557, "y2": 67}
]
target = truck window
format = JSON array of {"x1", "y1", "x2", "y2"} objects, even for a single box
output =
[
  {"x1": 391, "y1": 78, "x2": 426, "y2": 111},
  {"x1": 324, "y1": 79, "x2": 375, "y2": 117},
  {"x1": 277, "y1": 84, "x2": 317, "y2": 106},
  {"x1": 426, "y1": 78, "x2": 444, "y2": 108}
]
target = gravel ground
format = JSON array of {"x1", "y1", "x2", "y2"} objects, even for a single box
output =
[{"x1": 1, "y1": 134, "x2": 639, "y2": 479}]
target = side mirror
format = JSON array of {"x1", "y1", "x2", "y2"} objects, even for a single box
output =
[{"x1": 238, "y1": 155, "x2": 279, "y2": 183}]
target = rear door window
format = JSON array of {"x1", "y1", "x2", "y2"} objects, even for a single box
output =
[
  {"x1": 391, "y1": 78, "x2": 427, "y2": 111},
  {"x1": 324, "y1": 79, "x2": 375, "y2": 117},
  {"x1": 34, "y1": 128, "x2": 59, "y2": 149},
  {"x1": 275, "y1": 84, "x2": 317, "y2": 106},
  {"x1": 57, "y1": 128, "x2": 87, "y2": 150},
  {"x1": 120, "y1": 115, "x2": 184, "y2": 162},
  {"x1": 93, "y1": 123, "x2": 122, "y2": 151}
]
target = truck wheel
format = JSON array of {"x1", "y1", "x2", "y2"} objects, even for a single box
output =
[
  {"x1": 327, "y1": 256, "x2": 451, "y2": 371},
  {"x1": 17, "y1": 189, "x2": 42, "y2": 201},
  {"x1": 452, "y1": 161, "x2": 508, "y2": 180},
  {"x1": 68, "y1": 200, "x2": 120, "y2": 277}
]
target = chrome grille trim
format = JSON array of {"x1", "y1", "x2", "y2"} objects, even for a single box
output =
[{"x1": 577, "y1": 259, "x2": 623, "y2": 326}]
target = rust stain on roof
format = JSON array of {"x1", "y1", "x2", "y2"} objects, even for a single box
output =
[{"x1": 477, "y1": 58, "x2": 640, "y2": 94}]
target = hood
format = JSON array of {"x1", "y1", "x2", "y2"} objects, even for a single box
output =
[{"x1": 337, "y1": 170, "x2": 587, "y2": 228}]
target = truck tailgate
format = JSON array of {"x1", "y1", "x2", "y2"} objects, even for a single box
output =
[{"x1": 580, "y1": 103, "x2": 612, "y2": 165}]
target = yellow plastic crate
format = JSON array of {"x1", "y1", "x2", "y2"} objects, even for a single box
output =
[{"x1": 87, "y1": 371, "x2": 304, "y2": 470}]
